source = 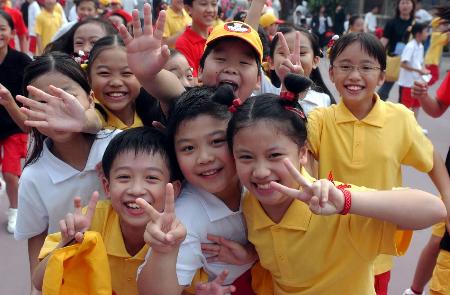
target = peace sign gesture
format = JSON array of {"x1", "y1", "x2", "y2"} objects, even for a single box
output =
[
  {"x1": 59, "y1": 191, "x2": 99, "y2": 246},
  {"x1": 16, "y1": 85, "x2": 96, "y2": 133},
  {"x1": 270, "y1": 159, "x2": 346, "y2": 215},
  {"x1": 118, "y1": 3, "x2": 170, "y2": 81},
  {"x1": 136, "y1": 183, "x2": 186, "y2": 254},
  {"x1": 276, "y1": 31, "x2": 305, "y2": 88}
]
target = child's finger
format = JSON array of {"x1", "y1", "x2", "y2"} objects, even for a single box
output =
[
  {"x1": 214, "y1": 269, "x2": 230, "y2": 285},
  {"x1": 270, "y1": 181, "x2": 309, "y2": 201},
  {"x1": 136, "y1": 198, "x2": 160, "y2": 221},
  {"x1": 27, "y1": 86, "x2": 60, "y2": 103},
  {"x1": 164, "y1": 183, "x2": 175, "y2": 214},
  {"x1": 73, "y1": 196, "x2": 82, "y2": 215},
  {"x1": 282, "y1": 158, "x2": 311, "y2": 189},
  {"x1": 277, "y1": 32, "x2": 291, "y2": 57},
  {"x1": 153, "y1": 10, "x2": 166, "y2": 41},
  {"x1": 74, "y1": 232, "x2": 84, "y2": 243},
  {"x1": 59, "y1": 219, "x2": 69, "y2": 239},
  {"x1": 118, "y1": 24, "x2": 133, "y2": 45},
  {"x1": 309, "y1": 196, "x2": 321, "y2": 214},
  {"x1": 65, "y1": 213, "x2": 76, "y2": 236},
  {"x1": 16, "y1": 95, "x2": 47, "y2": 111},
  {"x1": 225, "y1": 285, "x2": 237, "y2": 293},
  {"x1": 23, "y1": 119, "x2": 49, "y2": 129},
  {"x1": 319, "y1": 180, "x2": 329, "y2": 207},
  {"x1": 20, "y1": 108, "x2": 47, "y2": 121},
  {"x1": 131, "y1": 9, "x2": 143, "y2": 38},
  {"x1": 143, "y1": 3, "x2": 153, "y2": 35},
  {"x1": 84, "y1": 191, "x2": 99, "y2": 222},
  {"x1": 201, "y1": 242, "x2": 221, "y2": 254},
  {"x1": 293, "y1": 31, "x2": 301, "y2": 65}
]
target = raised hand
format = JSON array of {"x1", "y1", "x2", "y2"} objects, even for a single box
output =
[
  {"x1": 59, "y1": 191, "x2": 99, "y2": 246},
  {"x1": 201, "y1": 234, "x2": 258, "y2": 265},
  {"x1": 136, "y1": 183, "x2": 186, "y2": 254},
  {"x1": 195, "y1": 270, "x2": 236, "y2": 295},
  {"x1": 16, "y1": 85, "x2": 92, "y2": 132},
  {"x1": 270, "y1": 158, "x2": 345, "y2": 215},
  {"x1": 0, "y1": 83, "x2": 15, "y2": 107},
  {"x1": 118, "y1": 3, "x2": 170, "y2": 81},
  {"x1": 277, "y1": 31, "x2": 305, "y2": 85},
  {"x1": 412, "y1": 80, "x2": 429, "y2": 101}
]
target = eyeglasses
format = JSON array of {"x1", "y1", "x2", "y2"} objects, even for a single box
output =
[{"x1": 332, "y1": 64, "x2": 382, "y2": 74}]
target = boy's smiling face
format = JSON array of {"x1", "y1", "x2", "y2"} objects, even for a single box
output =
[
  {"x1": 185, "y1": 0, "x2": 217, "y2": 29},
  {"x1": 103, "y1": 150, "x2": 174, "y2": 230},
  {"x1": 199, "y1": 38, "x2": 260, "y2": 101}
]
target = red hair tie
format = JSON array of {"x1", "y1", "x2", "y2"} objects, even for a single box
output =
[
  {"x1": 284, "y1": 106, "x2": 306, "y2": 119},
  {"x1": 229, "y1": 98, "x2": 242, "y2": 113},
  {"x1": 280, "y1": 91, "x2": 297, "y2": 101}
]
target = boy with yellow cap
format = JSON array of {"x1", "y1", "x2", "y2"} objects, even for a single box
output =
[{"x1": 259, "y1": 12, "x2": 283, "y2": 39}]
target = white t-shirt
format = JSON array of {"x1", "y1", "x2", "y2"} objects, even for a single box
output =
[
  {"x1": 398, "y1": 39, "x2": 424, "y2": 87},
  {"x1": 28, "y1": 1, "x2": 41, "y2": 37},
  {"x1": 364, "y1": 12, "x2": 377, "y2": 32},
  {"x1": 141, "y1": 183, "x2": 253, "y2": 286},
  {"x1": 69, "y1": 5, "x2": 78, "y2": 22},
  {"x1": 15, "y1": 130, "x2": 120, "y2": 240}
]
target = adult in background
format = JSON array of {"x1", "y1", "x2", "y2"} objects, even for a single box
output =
[
  {"x1": 378, "y1": 0, "x2": 415, "y2": 101},
  {"x1": 334, "y1": 3, "x2": 346, "y2": 36},
  {"x1": 311, "y1": 5, "x2": 332, "y2": 48},
  {"x1": 364, "y1": 5, "x2": 379, "y2": 34}
]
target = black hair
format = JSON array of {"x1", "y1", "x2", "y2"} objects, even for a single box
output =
[
  {"x1": 87, "y1": 34, "x2": 124, "y2": 74},
  {"x1": 166, "y1": 85, "x2": 234, "y2": 180},
  {"x1": 226, "y1": 74, "x2": 309, "y2": 150},
  {"x1": 234, "y1": 11, "x2": 247, "y2": 22},
  {"x1": 329, "y1": 32, "x2": 386, "y2": 71},
  {"x1": 199, "y1": 37, "x2": 262, "y2": 74},
  {"x1": 74, "y1": 0, "x2": 99, "y2": 7},
  {"x1": 45, "y1": 17, "x2": 117, "y2": 55},
  {"x1": 348, "y1": 15, "x2": 363, "y2": 27},
  {"x1": 102, "y1": 127, "x2": 180, "y2": 181},
  {"x1": 395, "y1": 0, "x2": 416, "y2": 19},
  {"x1": 0, "y1": 9, "x2": 14, "y2": 30},
  {"x1": 411, "y1": 22, "x2": 429, "y2": 36},
  {"x1": 183, "y1": 0, "x2": 193, "y2": 6},
  {"x1": 435, "y1": 5, "x2": 450, "y2": 23},
  {"x1": 22, "y1": 52, "x2": 94, "y2": 167},
  {"x1": 269, "y1": 24, "x2": 335, "y2": 102}
]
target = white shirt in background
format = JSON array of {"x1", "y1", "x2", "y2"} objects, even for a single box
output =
[
  {"x1": 398, "y1": 39, "x2": 424, "y2": 87},
  {"x1": 364, "y1": 12, "x2": 377, "y2": 32},
  {"x1": 28, "y1": 1, "x2": 41, "y2": 37}
]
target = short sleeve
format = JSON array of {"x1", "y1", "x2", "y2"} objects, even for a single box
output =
[
  {"x1": 383, "y1": 19, "x2": 393, "y2": 39},
  {"x1": 15, "y1": 177, "x2": 48, "y2": 240},
  {"x1": 400, "y1": 42, "x2": 414, "y2": 62},
  {"x1": 306, "y1": 108, "x2": 325, "y2": 159},
  {"x1": 401, "y1": 111, "x2": 434, "y2": 172},
  {"x1": 437, "y1": 72, "x2": 450, "y2": 106},
  {"x1": 174, "y1": 230, "x2": 205, "y2": 285}
]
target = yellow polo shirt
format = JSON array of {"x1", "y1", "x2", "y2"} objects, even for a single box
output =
[
  {"x1": 95, "y1": 102, "x2": 143, "y2": 130},
  {"x1": 163, "y1": 7, "x2": 191, "y2": 39},
  {"x1": 35, "y1": 8, "x2": 63, "y2": 51},
  {"x1": 307, "y1": 94, "x2": 433, "y2": 274},
  {"x1": 39, "y1": 201, "x2": 149, "y2": 295},
  {"x1": 425, "y1": 32, "x2": 449, "y2": 66},
  {"x1": 243, "y1": 171, "x2": 411, "y2": 295}
]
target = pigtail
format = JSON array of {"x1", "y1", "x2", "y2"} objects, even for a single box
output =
[
  {"x1": 210, "y1": 84, "x2": 239, "y2": 112},
  {"x1": 280, "y1": 73, "x2": 312, "y2": 121}
]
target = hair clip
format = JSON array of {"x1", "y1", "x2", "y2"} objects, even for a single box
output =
[
  {"x1": 72, "y1": 50, "x2": 89, "y2": 70},
  {"x1": 229, "y1": 98, "x2": 242, "y2": 113},
  {"x1": 280, "y1": 91, "x2": 297, "y2": 101},
  {"x1": 326, "y1": 35, "x2": 340, "y2": 58},
  {"x1": 284, "y1": 106, "x2": 306, "y2": 119}
]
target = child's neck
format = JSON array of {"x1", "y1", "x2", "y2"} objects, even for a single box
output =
[
  {"x1": 399, "y1": 12, "x2": 410, "y2": 20},
  {"x1": 343, "y1": 95, "x2": 376, "y2": 120},
  {"x1": 114, "y1": 104, "x2": 135, "y2": 126},
  {"x1": 44, "y1": 5, "x2": 55, "y2": 12},
  {"x1": 120, "y1": 222, "x2": 146, "y2": 256},
  {"x1": 214, "y1": 176, "x2": 242, "y2": 211},
  {"x1": 50, "y1": 134, "x2": 95, "y2": 171},
  {"x1": 171, "y1": 5, "x2": 182, "y2": 13},
  {"x1": 262, "y1": 199, "x2": 294, "y2": 224},
  {"x1": 191, "y1": 21, "x2": 210, "y2": 39}
]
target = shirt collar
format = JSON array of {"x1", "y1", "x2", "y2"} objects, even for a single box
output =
[
  {"x1": 95, "y1": 101, "x2": 143, "y2": 130},
  {"x1": 103, "y1": 207, "x2": 149, "y2": 259},
  {"x1": 184, "y1": 183, "x2": 243, "y2": 222},
  {"x1": 42, "y1": 138, "x2": 98, "y2": 184},
  {"x1": 186, "y1": 27, "x2": 208, "y2": 43},
  {"x1": 335, "y1": 93, "x2": 385, "y2": 127}
]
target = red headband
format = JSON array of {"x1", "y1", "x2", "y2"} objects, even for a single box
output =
[{"x1": 284, "y1": 106, "x2": 306, "y2": 119}]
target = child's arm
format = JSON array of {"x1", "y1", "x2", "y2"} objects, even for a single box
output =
[
  {"x1": 118, "y1": 4, "x2": 185, "y2": 102},
  {"x1": 32, "y1": 192, "x2": 99, "y2": 291},
  {"x1": 271, "y1": 159, "x2": 446, "y2": 230},
  {"x1": 195, "y1": 270, "x2": 236, "y2": 295},
  {"x1": 412, "y1": 81, "x2": 449, "y2": 117},
  {"x1": 427, "y1": 151, "x2": 450, "y2": 226},
  {"x1": 36, "y1": 34, "x2": 42, "y2": 55},
  {"x1": 136, "y1": 184, "x2": 187, "y2": 295},
  {"x1": 0, "y1": 84, "x2": 30, "y2": 132},
  {"x1": 16, "y1": 85, "x2": 102, "y2": 134},
  {"x1": 400, "y1": 61, "x2": 429, "y2": 75},
  {"x1": 245, "y1": 0, "x2": 265, "y2": 29}
]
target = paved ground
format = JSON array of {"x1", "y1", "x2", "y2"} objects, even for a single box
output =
[{"x1": 0, "y1": 56, "x2": 449, "y2": 294}]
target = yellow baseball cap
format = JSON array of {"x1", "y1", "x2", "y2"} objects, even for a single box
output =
[
  {"x1": 206, "y1": 21, "x2": 263, "y2": 62},
  {"x1": 259, "y1": 13, "x2": 283, "y2": 28}
]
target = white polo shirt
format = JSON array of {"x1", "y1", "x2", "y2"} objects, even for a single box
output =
[
  {"x1": 398, "y1": 39, "x2": 424, "y2": 87},
  {"x1": 15, "y1": 130, "x2": 120, "y2": 240},
  {"x1": 142, "y1": 183, "x2": 253, "y2": 286}
]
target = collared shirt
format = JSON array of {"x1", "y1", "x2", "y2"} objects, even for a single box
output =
[
  {"x1": 95, "y1": 103, "x2": 143, "y2": 130},
  {"x1": 15, "y1": 130, "x2": 120, "y2": 239},
  {"x1": 243, "y1": 170, "x2": 409, "y2": 295},
  {"x1": 39, "y1": 200, "x2": 149, "y2": 295},
  {"x1": 143, "y1": 183, "x2": 252, "y2": 286},
  {"x1": 163, "y1": 7, "x2": 191, "y2": 39},
  {"x1": 175, "y1": 27, "x2": 207, "y2": 77},
  {"x1": 307, "y1": 94, "x2": 433, "y2": 274},
  {"x1": 35, "y1": 8, "x2": 64, "y2": 51}
]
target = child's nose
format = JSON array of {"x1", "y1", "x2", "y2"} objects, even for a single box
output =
[
  {"x1": 128, "y1": 179, "x2": 146, "y2": 196},
  {"x1": 109, "y1": 76, "x2": 124, "y2": 86},
  {"x1": 196, "y1": 147, "x2": 214, "y2": 165},
  {"x1": 252, "y1": 163, "x2": 271, "y2": 179},
  {"x1": 223, "y1": 66, "x2": 238, "y2": 75}
]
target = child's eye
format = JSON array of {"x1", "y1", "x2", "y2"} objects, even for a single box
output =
[
  {"x1": 212, "y1": 138, "x2": 226, "y2": 146},
  {"x1": 240, "y1": 61, "x2": 251, "y2": 65},
  {"x1": 180, "y1": 145, "x2": 194, "y2": 152},
  {"x1": 146, "y1": 175, "x2": 160, "y2": 181},
  {"x1": 122, "y1": 71, "x2": 134, "y2": 77},
  {"x1": 117, "y1": 175, "x2": 130, "y2": 179},
  {"x1": 269, "y1": 153, "x2": 283, "y2": 159},
  {"x1": 215, "y1": 57, "x2": 226, "y2": 62},
  {"x1": 238, "y1": 155, "x2": 253, "y2": 160},
  {"x1": 97, "y1": 71, "x2": 110, "y2": 76}
]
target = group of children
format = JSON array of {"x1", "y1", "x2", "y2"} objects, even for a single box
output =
[{"x1": 0, "y1": 0, "x2": 449, "y2": 294}]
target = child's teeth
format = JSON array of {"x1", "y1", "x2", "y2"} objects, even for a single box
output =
[
  {"x1": 109, "y1": 92, "x2": 125, "y2": 97},
  {"x1": 257, "y1": 183, "x2": 271, "y2": 189},
  {"x1": 126, "y1": 202, "x2": 140, "y2": 209},
  {"x1": 347, "y1": 86, "x2": 362, "y2": 91},
  {"x1": 202, "y1": 169, "x2": 217, "y2": 176}
]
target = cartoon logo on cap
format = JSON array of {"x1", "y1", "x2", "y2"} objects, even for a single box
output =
[{"x1": 224, "y1": 22, "x2": 251, "y2": 33}]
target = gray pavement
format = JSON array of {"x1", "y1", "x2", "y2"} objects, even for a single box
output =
[{"x1": 0, "y1": 56, "x2": 449, "y2": 295}]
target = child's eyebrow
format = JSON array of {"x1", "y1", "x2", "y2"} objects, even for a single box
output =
[
  {"x1": 114, "y1": 166, "x2": 165, "y2": 174},
  {"x1": 176, "y1": 130, "x2": 226, "y2": 144},
  {"x1": 336, "y1": 58, "x2": 378, "y2": 64}
]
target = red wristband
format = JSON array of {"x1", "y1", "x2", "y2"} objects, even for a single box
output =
[{"x1": 337, "y1": 186, "x2": 351, "y2": 215}]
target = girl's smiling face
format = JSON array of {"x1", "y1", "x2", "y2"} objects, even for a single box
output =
[
  {"x1": 329, "y1": 42, "x2": 385, "y2": 106},
  {"x1": 0, "y1": 15, "x2": 13, "y2": 51},
  {"x1": 233, "y1": 120, "x2": 307, "y2": 209},
  {"x1": 89, "y1": 46, "x2": 141, "y2": 117},
  {"x1": 73, "y1": 23, "x2": 107, "y2": 54}
]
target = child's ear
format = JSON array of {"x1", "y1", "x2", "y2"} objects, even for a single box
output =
[
  {"x1": 298, "y1": 145, "x2": 308, "y2": 166},
  {"x1": 198, "y1": 67, "x2": 203, "y2": 82},
  {"x1": 328, "y1": 66, "x2": 335, "y2": 83},
  {"x1": 268, "y1": 56, "x2": 275, "y2": 70},
  {"x1": 312, "y1": 56, "x2": 320, "y2": 70},
  {"x1": 102, "y1": 176, "x2": 111, "y2": 199},
  {"x1": 378, "y1": 70, "x2": 386, "y2": 86},
  {"x1": 88, "y1": 90, "x2": 95, "y2": 107},
  {"x1": 184, "y1": 4, "x2": 193, "y2": 16},
  {"x1": 171, "y1": 180, "x2": 182, "y2": 200}
]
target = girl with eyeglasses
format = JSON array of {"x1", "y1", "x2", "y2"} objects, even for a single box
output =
[{"x1": 307, "y1": 32, "x2": 450, "y2": 295}]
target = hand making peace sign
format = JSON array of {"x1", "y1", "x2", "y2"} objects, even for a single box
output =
[
  {"x1": 276, "y1": 31, "x2": 305, "y2": 87},
  {"x1": 270, "y1": 158, "x2": 347, "y2": 215},
  {"x1": 136, "y1": 183, "x2": 186, "y2": 254},
  {"x1": 59, "y1": 191, "x2": 99, "y2": 246}
]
